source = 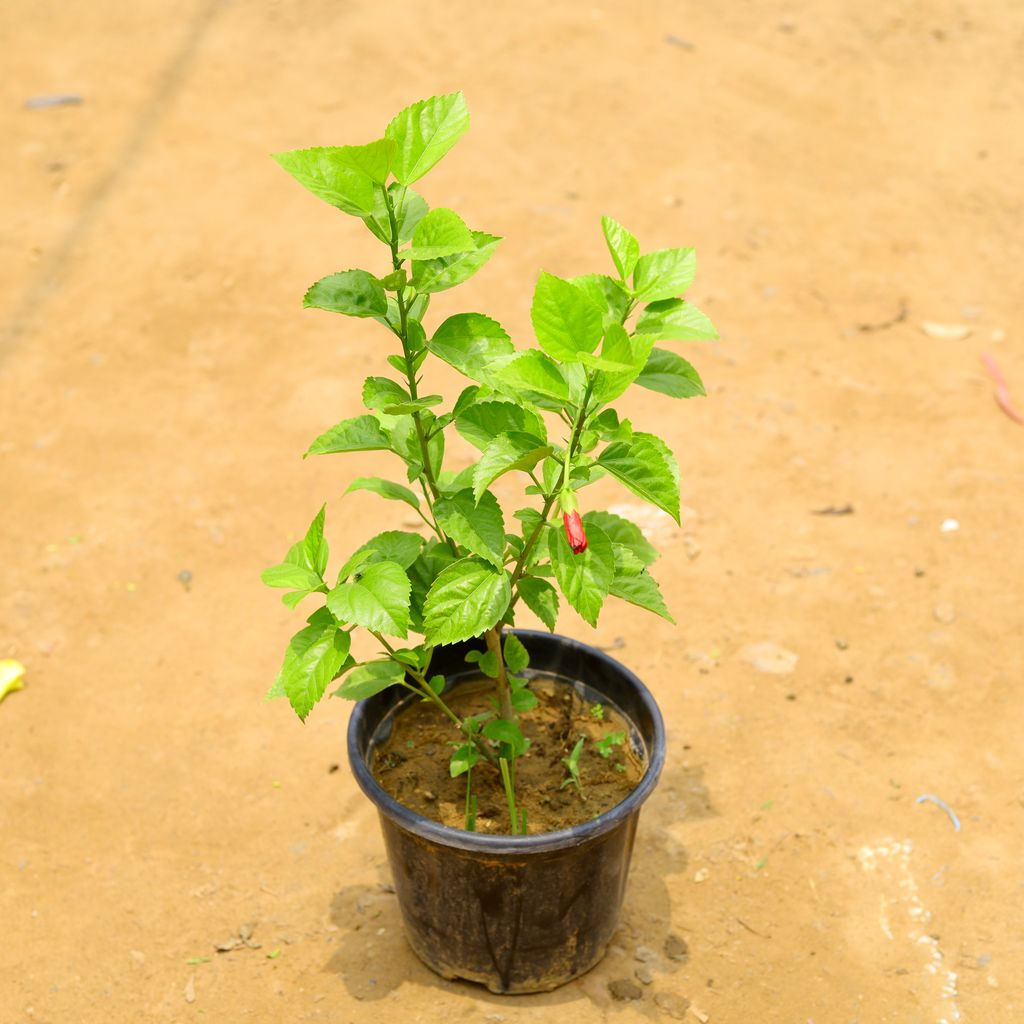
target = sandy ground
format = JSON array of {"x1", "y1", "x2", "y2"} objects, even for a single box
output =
[{"x1": 3, "y1": 1, "x2": 1024, "y2": 1021}]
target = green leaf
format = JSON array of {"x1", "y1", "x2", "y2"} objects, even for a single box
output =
[
  {"x1": 601, "y1": 216, "x2": 640, "y2": 280},
  {"x1": 422, "y1": 558, "x2": 512, "y2": 645},
  {"x1": 636, "y1": 349, "x2": 706, "y2": 398},
  {"x1": 413, "y1": 231, "x2": 502, "y2": 293},
  {"x1": 493, "y1": 350, "x2": 569, "y2": 405},
  {"x1": 510, "y1": 687, "x2": 538, "y2": 712},
  {"x1": 261, "y1": 504, "x2": 329, "y2": 597},
  {"x1": 531, "y1": 271, "x2": 604, "y2": 361},
  {"x1": 306, "y1": 415, "x2": 391, "y2": 457},
  {"x1": 338, "y1": 531, "x2": 424, "y2": 578},
  {"x1": 449, "y1": 742, "x2": 479, "y2": 777},
  {"x1": 483, "y1": 718, "x2": 529, "y2": 756},
  {"x1": 333, "y1": 660, "x2": 406, "y2": 701},
  {"x1": 610, "y1": 572, "x2": 675, "y2": 623},
  {"x1": 345, "y1": 477, "x2": 420, "y2": 510},
  {"x1": 547, "y1": 521, "x2": 615, "y2": 627},
  {"x1": 455, "y1": 401, "x2": 546, "y2": 451},
  {"x1": 434, "y1": 489, "x2": 506, "y2": 568},
  {"x1": 633, "y1": 248, "x2": 697, "y2": 301},
  {"x1": 327, "y1": 561, "x2": 411, "y2": 638},
  {"x1": 598, "y1": 432, "x2": 681, "y2": 523},
  {"x1": 503, "y1": 633, "x2": 530, "y2": 674},
  {"x1": 261, "y1": 563, "x2": 322, "y2": 592},
  {"x1": 407, "y1": 539, "x2": 459, "y2": 633},
  {"x1": 583, "y1": 510, "x2": 657, "y2": 567},
  {"x1": 362, "y1": 376, "x2": 409, "y2": 411},
  {"x1": 570, "y1": 273, "x2": 631, "y2": 329},
  {"x1": 403, "y1": 208, "x2": 476, "y2": 260},
  {"x1": 385, "y1": 91, "x2": 470, "y2": 184},
  {"x1": 271, "y1": 146, "x2": 379, "y2": 216},
  {"x1": 517, "y1": 576, "x2": 559, "y2": 631},
  {"x1": 303, "y1": 270, "x2": 388, "y2": 318},
  {"x1": 275, "y1": 624, "x2": 352, "y2": 720},
  {"x1": 428, "y1": 313, "x2": 515, "y2": 383},
  {"x1": 472, "y1": 432, "x2": 552, "y2": 503},
  {"x1": 363, "y1": 183, "x2": 429, "y2": 244},
  {"x1": 384, "y1": 413, "x2": 445, "y2": 481},
  {"x1": 634, "y1": 298, "x2": 718, "y2": 341},
  {"x1": 589, "y1": 324, "x2": 656, "y2": 403}
]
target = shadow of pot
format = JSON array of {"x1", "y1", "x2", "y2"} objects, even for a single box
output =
[{"x1": 347, "y1": 629, "x2": 666, "y2": 994}]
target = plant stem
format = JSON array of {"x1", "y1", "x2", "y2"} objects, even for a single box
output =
[
  {"x1": 484, "y1": 626, "x2": 515, "y2": 722},
  {"x1": 506, "y1": 373, "x2": 596, "y2": 604},
  {"x1": 499, "y1": 757, "x2": 520, "y2": 835}
]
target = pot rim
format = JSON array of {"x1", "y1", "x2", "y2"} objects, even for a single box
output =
[{"x1": 346, "y1": 628, "x2": 666, "y2": 855}]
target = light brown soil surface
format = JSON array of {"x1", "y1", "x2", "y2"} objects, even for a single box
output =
[
  {"x1": 371, "y1": 675, "x2": 644, "y2": 833},
  {"x1": 3, "y1": 2, "x2": 1024, "y2": 1021}
]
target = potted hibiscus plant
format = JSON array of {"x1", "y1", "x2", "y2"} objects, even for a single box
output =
[{"x1": 263, "y1": 92, "x2": 715, "y2": 994}]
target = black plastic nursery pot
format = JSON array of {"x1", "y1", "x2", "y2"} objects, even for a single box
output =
[{"x1": 347, "y1": 628, "x2": 666, "y2": 994}]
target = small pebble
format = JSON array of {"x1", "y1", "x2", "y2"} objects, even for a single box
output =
[
  {"x1": 634, "y1": 945, "x2": 658, "y2": 963},
  {"x1": 844, "y1": 675, "x2": 854, "y2": 685},
  {"x1": 178, "y1": 569, "x2": 193, "y2": 591},
  {"x1": 933, "y1": 603, "x2": 955, "y2": 624},
  {"x1": 635, "y1": 964, "x2": 654, "y2": 985},
  {"x1": 693, "y1": 868, "x2": 709, "y2": 883},
  {"x1": 835, "y1": 639, "x2": 849, "y2": 650},
  {"x1": 940, "y1": 518, "x2": 960, "y2": 533},
  {"x1": 608, "y1": 978, "x2": 643, "y2": 1001},
  {"x1": 654, "y1": 992, "x2": 691, "y2": 1019},
  {"x1": 665, "y1": 934, "x2": 690, "y2": 962}
]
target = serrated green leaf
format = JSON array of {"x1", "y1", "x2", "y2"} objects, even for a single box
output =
[
  {"x1": 412, "y1": 230, "x2": 502, "y2": 294},
  {"x1": 422, "y1": 558, "x2": 511, "y2": 645},
  {"x1": 610, "y1": 572, "x2": 674, "y2": 622},
  {"x1": 407, "y1": 538, "x2": 459, "y2": 633},
  {"x1": 570, "y1": 273, "x2": 631, "y2": 329},
  {"x1": 327, "y1": 561, "x2": 411, "y2": 638},
  {"x1": 633, "y1": 248, "x2": 697, "y2": 301},
  {"x1": 492, "y1": 350, "x2": 569, "y2": 405},
  {"x1": 385, "y1": 413, "x2": 445, "y2": 481},
  {"x1": 634, "y1": 298, "x2": 718, "y2": 341},
  {"x1": 261, "y1": 504, "x2": 329, "y2": 596},
  {"x1": 362, "y1": 377, "x2": 409, "y2": 411},
  {"x1": 345, "y1": 477, "x2": 420, "y2": 510},
  {"x1": 583, "y1": 510, "x2": 658, "y2": 567},
  {"x1": 611, "y1": 544, "x2": 647, "y2": 576},
  {"x1": 275, "y1": 624, "x2": 352, "y2": 720},
  {"x1": 261, "y1": 563, "x2": 324, "y2": 592},
  {"x1": 303, "y1": 270, "x2": 388, "y2": 318},
  {"x1": 589, "y1": 324, "x2": 655, "y2": 403},
  {"x1": 403, "y1": 208, "x2": 476, "y2": 261},
  {"x1": 363, "y1": 183, "x2": 429, "y2": 245},
  {"x1": 601, "y1": 215, "x2": 640, "y2": 280},
  {"x1": 531, "y1": 270, "x2": 604, "y2": 361},
  {"x1": 306, "y1": 415, "x2": 392, "y2": 457},
  {"x1": 547, "y1": 522, "x2": 614, "y2": 627},
  {"x1": 338, "y1": 531, "x2": 424, "y2": 579},
  {"x1": 503, "y1": 633, "x2": 530, "y2": 674},
  {"x1": 428, "y1": 313, "x2": 515, "y2": 383},
  {"x1": 636, "y1": 349, "x2": 706, "y2": 398},
  {"x1": 434, "y1": 489, "x2": 506, "y2": 568},
  {"x1": 333, "y1": 660, "x2": 406, "y2": 700},
  {"x1": 385, "y1": 91, "x2": 470, "y2": 184},
  {"x1": 272, "y1": 147, "x2": 378, "y2": 216},
  {"x1": 455, "y1": 401, "x2": 546, "y2": 451},
  {"x1": 472, "y1": 432, "x2": 552, "y2": 503},
  {"x1": 598, "y1": 433, "x2": 681, "y2": 523}
]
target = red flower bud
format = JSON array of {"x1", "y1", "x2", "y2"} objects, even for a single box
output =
[{"x1": 563, "y1": 510, "x2": 588, "y2": 554}]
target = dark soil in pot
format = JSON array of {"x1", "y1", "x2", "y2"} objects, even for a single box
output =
[
  {"x1": 370, "y1": 673, "x2": 646, "y2": 833},
  {"x1": 348, "y1": 630, "x2": 666, "y2": 994}
]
